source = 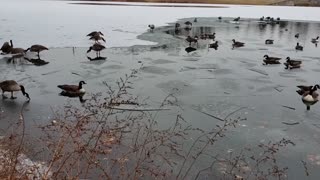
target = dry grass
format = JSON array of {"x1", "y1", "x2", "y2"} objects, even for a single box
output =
[{"x1": 0, "y1": 67, "x2": 309, "y2": 179}]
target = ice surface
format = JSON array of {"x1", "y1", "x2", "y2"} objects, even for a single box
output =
[{"x1": 0, "y1": 0, "x2": 320, "y2": 48}]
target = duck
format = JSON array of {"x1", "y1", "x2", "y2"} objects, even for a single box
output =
[
  {"x1": 232, "y1": 39, "x2": 245, "y2": 48},
  {"x1": 311, "y1": 36, "x2": 319, "y2": 43},
  {"x1": 218, "y1": 16, "x2": 222, "y2": 20},
  {"x1": 297, "y1": 84, "x2": 320, "y2": 110},
  {"x1": 87, "y1": 43, "x2": 106, "y2": 57},
  {"x1": 57, "y1": 81, "x2": 86, "y2": 94},
  {"x1": 0, "y1": 40, "x2": 13, "y2": 54},
  {"x1": 263, "y1": 55, "x2": 281, "y2": 65},
  {"x1": 284, "y1": 57, "x2": 302, "y2": 69},
  {"x1": 295, "y1": 33, "x2": 299, "y2": 38},
  {"x1": 185, "y1": 47, "x2": 197, "y2": 53},
  {"x1": 295, "y1": 43, "x2": 303, "y2": 51},
  {"x1": 265, "y1": 39, "x2": 274, "y2": 44},
  {"x1": 26, "y1": 44, "x2": 48, "y2": 58},
  {"x1": 186, "y1": 36, "x2": 198, "y2": 46},
  {"x1": 208, "y1": 41, "x2": 218, "y2": 49},
  {"x1": 89, "y1": 34, "x2": 106, "y2": 43},
  {"x1": 0, "y1": 80, "x2": 30, "y2": 100},
  {"x1": 148, "y1": 24, "x2": 155, "y2": 32},
  {"x1": 87, "y1": 31, "x2": 104, "y2": 37},
  {"x1": 276, "y1": 17, "x2": 280, "y2": 21}
]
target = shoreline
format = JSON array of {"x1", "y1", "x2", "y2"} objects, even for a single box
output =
[{"x1": 68, "y1": 0, "x2": 320, "y2": 7}]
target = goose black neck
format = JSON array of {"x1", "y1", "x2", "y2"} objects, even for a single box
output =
[
  {"x1": 20, "y1": 85, "x2": 30, "y2": 100},
  {"x1": 78, "y1": 82, "x2": 83, "y2": 89}
]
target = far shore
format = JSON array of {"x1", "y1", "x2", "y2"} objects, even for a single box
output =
[{"x1": 68, "y1": 0, "x2": 320, "y2": 7}]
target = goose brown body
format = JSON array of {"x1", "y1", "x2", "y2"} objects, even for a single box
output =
[
  {"x1": 89, "y1": 34, "x2": 106, "y2": 43},
  {"x1": 58, "y1": 81, "x2": 86, "y2": 94},
  {"x1": 232, "y1": 39, "x2": 245, "y2": 47},
  {"x1": 0, "y1": 80, "x2": 30, "y2": 100},
  {"x1": 26, "y1": 44, "x2": 49, "y2": 57},
  {"x1": 87, "y1": 43, "x2": 106, "y2": 57},
  {"x1": 297, "y1": 85, "x2": 320, "y2": 110}
]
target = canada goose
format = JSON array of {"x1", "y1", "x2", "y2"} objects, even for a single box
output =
[
  {"x1": 26, "y1": 44, "x2": 48, "y2": 58},
  {"x1": 218, "y1": 17, "x2": 222, "y2": 20},
  {"x1": 232, "y1": 39, "x2": 245, "y2": 48},
  {"x1": 295, "y1": 43, "x2": 303, "y2": 51},
  {"x1": 184, "y1": 21, "x2": 192, "y2": 25},
  {"x1": 175, "y1": 23, "x2": 180, "y2": 29},
  {"x1": 89, "y1": 34, "x2": 106, "y2": 43},
  {"x1": 263, "y1": 55, "x2": 281, "y2": 61},
  {"x1": 276, "y1": 17, "x2": 280, "y2": 21},
  {"x1": 263, "y1": 55, "x2": 281, "y2": 65},
  {"x1": 184, "y1": 21, "x2": 192, "y2": 30},
  {"x1": 233, "y1": 17, "x2": 240, "y2": 22},
  {"x1": 208, "y1": 41, "x2": 218, "y2": 49},
  {"x1": 200, "y1": 34, "x2": 208, "y2": 40},
  {"x1": 0, "y1": 80, "x2": 30, "y2": 100},
  {"x1": 296, "y1": 85, "x2": 313, "y2": 95},
  {"x1": 298, "y1": 84, "x2": 320, "y2": 110},
  {"x1": 284, "y1": 57, "x2": 302, "y2": 69},
  {"x1": 265, "y1": 39, "x2": 274, "y2": 44},
  {"x1": 87, "y1": 43, "x2": 106, "y2": 57},
  {"x1": 311, "y1": 36, "x2": 319, "y2": 43},
  {"x1": 148, "y1": 24, "x2": 155, "y2": 32},
  {"x1": 295, "y1": 33, "x2": 299, "y2": 38},
  {"x1": 259, "y1": 16, "x2": 264, "y2": 21},
  {"x1": 57, "y1": 81, "x2": 86, "y2": 94},
  {"x1": 87, "y1": 31, "x2": 104, "y2": 37},
  {"x1": 186, "y1": 36, "x2": 198, "y2": 46},
  {"x1": 185, "y1": 47, "x2": 197, "y2": 53},
  {"x1": 265, "y1": 16, "x2": 270, "y2": 20},
  {"x1": 0, "y1": 40, "x2": 13, "y2": 54},
  {"x1": 208, "y1": 33, "x2": 216, "y2": 40}
]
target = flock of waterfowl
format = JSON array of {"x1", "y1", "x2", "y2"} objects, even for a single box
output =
[
  {"x1": 148, "y1": 16, "x2": 320, "y2": 110},
  {"x1": 0, "y1": 17, "x2": 319, "y2": 110},
  {"x1": 0, "y1": 31, "x2": 108, "y2": 102}
]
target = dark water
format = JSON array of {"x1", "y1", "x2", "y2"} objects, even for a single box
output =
[{"x1": 1, "y1": 17, "x2": 320, "y2": 179}]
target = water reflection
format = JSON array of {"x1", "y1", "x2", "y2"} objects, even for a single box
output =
[
  {"x1": 24, "y1": 57, "x2": 49, "y2": 66},
  {"x1": 87, "y1": 56, "x2": 107, "y2": 61},
  {"x1": 59, "y1": 91, "x2": 86, "y2": 103}
]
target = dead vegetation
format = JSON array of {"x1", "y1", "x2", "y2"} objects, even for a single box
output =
[{"x1": 0, "y1": 68, "x2": 309, "y2": 179}]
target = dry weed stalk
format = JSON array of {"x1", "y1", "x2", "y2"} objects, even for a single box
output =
[{"x1": 0, "y1": 68, "x2": 308, "y2": 179}]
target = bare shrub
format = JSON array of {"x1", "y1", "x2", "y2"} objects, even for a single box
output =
[{"x1": 0, "y1": 68, "x2": 305, "y2": 179}]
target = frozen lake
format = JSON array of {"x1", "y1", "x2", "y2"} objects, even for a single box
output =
[{"x1": 1, "y1": 0, "x2": 320, "y2": 179}]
